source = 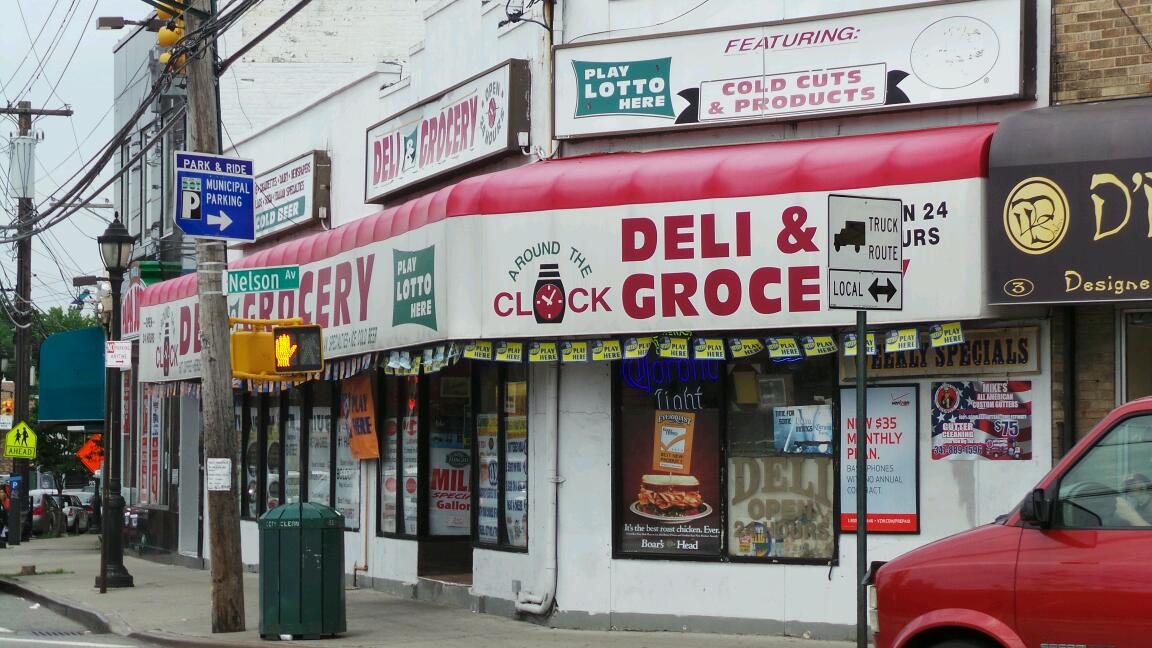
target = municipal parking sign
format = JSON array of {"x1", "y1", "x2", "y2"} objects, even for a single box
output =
[{"x1": 174, "y1": 151, "x2": 256, "y2": 242}]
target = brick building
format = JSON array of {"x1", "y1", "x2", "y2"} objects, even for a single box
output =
[{"x1": 992, "y1": 1, "x2": 1152, "y2": 460}]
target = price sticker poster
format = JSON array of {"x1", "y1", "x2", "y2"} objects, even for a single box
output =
[{"x1": 931, "y1": 381, "x2": 1032, "y2": 461}]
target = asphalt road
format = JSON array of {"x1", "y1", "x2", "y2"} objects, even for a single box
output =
[{"x1": 0, "y1": 592, "x2": 153, "y2": 648}]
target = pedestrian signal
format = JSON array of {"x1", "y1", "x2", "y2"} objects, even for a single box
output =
[
  {"x1": 271, "y1": 325, "x2": 323, "y2": 374},
  {"x1": 0, "y1": 399, "x2": 12, "y2": 416}
]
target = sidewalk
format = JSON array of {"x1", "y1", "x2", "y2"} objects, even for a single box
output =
[{"x1": 0, "y1": 534, "x2": 849, "y2": 648}]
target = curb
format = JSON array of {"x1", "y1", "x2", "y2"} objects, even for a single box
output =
[
  {"x1": 0, "y1": 577, "x2": 114, "y2": 635},
  {"x1": 0, "y1": 577, "x2": 269, "y2": 648}
]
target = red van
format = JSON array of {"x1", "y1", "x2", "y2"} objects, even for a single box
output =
[{"x1": 870, "y1": 398, "x2": 1152, "y2": 648}]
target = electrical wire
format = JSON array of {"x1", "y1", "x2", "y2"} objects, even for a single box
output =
[
  {"x1": 0, "y1": 0, "x2": 64, "y2": 104},
  {"x1": 567, "y1": 0, "x2": 714, "y2": 42},
  {"x1": 12, "y1": 0, "x2": 84, "y2": 105}
]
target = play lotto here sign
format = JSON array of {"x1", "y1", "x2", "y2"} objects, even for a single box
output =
[
  {"x1": 227, "y1": 266, "x2": 301, "y2": 294},
  {"x1": 4, "y1": 422, "x2": 37, "y2": 459}
]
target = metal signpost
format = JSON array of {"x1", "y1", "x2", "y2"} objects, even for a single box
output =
[
  {"x1": 826, "y1": 194, "x2": 903, "y2": 648},
  {"x1": 174, "y1": 152, "x2": 256, "y2": 242}
]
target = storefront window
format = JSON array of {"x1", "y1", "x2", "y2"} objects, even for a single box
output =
[
  {"x1": 266, "y1": 395, "x2": 282, "y2": 511},
  {"x1": 427, "y1": 362, "x2": 472, "y2": 537},
  {"x1": 380, "y1": 374, "x2": 400, "y2": 534},
  {"x1": 615, "y1": 351, "x2": 838, "y2": 563},
  {"x1": 726, "y1": 357, "x2": 836, "y2": 561},
  {"x1": 309, "y1": 383, "x2": 333, "y2": 506},
  {"x1": 244, "y1": 397, "x2": 261, "y2": 518},
  {"x1": 476, "y1": 365, "x2": 500, "y2": 545},
  {"x1": 336, "y1": 377, "x2": 364, "y2": 530},
  {"x1": 285, "y1": 390, "x2": 302, "y2": 504},
  {"x1": 617, "y1": 357, "x2": 723, "y2": 557},
  {"x1": 401, "y1": 376, "x2": 420, "y2": 535},
  {"x1": 1125, "y1": 312, "x2": 1152, "y2": 401},
  {"x1": 504, "y1": 365, "x2": 529, "y2": 548}
]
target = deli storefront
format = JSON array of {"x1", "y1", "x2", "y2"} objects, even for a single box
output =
[{"x1": 136, "y1": 123, "x2": 1052, "y2": 638}]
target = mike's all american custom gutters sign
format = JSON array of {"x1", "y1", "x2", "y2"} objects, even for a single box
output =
[
  {"x1": 554, "y1": 0, "x2": 1027, "y2": 138},
  {"x1": 137, "y1": 125, "x2": 996, "y2": 383}
]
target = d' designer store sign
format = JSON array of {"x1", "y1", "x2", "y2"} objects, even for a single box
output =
[
  {"x1": 554, "y1": 0, "x2": 1024, "y2": 138},
  {"x1": 365, "y1": 59, "x2": 531, "y2": 202}
]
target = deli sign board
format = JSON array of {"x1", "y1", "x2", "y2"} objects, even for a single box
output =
[
  {"x1": 366, "y1": 59, "x2": 530, "y2": 202},
  {"x1": 554, "y1": 0, "x2": 1025, "y2": 138},
  {"x1": 251, "y1": 151, "x2": 330, "y2": 241}
]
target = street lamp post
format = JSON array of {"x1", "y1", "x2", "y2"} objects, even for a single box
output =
[{"x1": 97, "y1": 217, "x2": 135, "y2": 589}]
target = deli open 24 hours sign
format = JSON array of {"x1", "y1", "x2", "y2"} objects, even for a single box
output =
[
  {"x1": 553, "y1": 0, "x2": 1026, "y2": 139},
  {"x1": 839, "y1": 385, "x2": 919, "y2": 533},
  {"x1": 366, "y1": 59, "x2": 531, "y2": 202}
]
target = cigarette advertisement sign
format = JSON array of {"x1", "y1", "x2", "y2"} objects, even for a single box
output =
[
  {"x1": 931, "y1": 381, "x2": 1033, "y2": 460},
  {"x1": 251, "y1": 151, "x2": 329, "y2": 241},
  {"x1": 366, "y1": 59, "x2": 530, "y2": 202},
  {"x1": 554, "y1": 0, "x2": 1025, "y2": 138},
  {"x1": 839, "y1": 386, "x2": 919, "y2": 533}
]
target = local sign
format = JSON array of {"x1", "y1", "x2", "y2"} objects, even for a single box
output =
[
  {"x1": 174, "y1": 151, "x2": 256, "y2": 242},
  {"x1": 227, "y1": 266, "x2": 301, "y2": 294},
  {"x1": 4, "y1": 421, "x2": 37, "y2": 459},
  {"x1": 365, "y1": 59, "x2": 531, "y2": 202},
  {"x1": 251, "y1": 151, "x2": 330, "y2": 241},
  {"x1": 827, "y1": 195, "x2": 904, "y2": 310},
  {"x1": 553, "y1": 0, "x2": 1025, "y2": 138}
]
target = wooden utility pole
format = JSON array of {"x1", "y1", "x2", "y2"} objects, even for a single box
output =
[
  {"x1": 0, "y1": 101, "x2": 73, "y2": 545},
  {"x1": 184, "y1": 0, "x2": 245, "y2": 632}
]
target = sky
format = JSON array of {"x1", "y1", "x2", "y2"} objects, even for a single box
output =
[{"x1": 1, "y1": 0, "x2": 148, "y2": 310}]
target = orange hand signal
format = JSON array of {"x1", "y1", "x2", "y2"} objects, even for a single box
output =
[{"x1": 274, "y1": 333, "x2": 298, "y2": 368}]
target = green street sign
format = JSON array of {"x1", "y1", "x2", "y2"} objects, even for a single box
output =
[{"x1": 227, "y1": 265, "x2": 301, "y2": 294}]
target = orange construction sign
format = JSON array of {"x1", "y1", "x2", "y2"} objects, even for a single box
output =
[{"x1": 76, "y1": 434, "x2": 104, "y2": 474}]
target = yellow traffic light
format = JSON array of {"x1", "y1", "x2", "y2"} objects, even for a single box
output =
[
  {"x1": 272, "y1": 326, "x2": 324, "y2": 374},
  {"x1": 230, "y1": 328, "x2": 275, "y2": 377},
  {"x1": 157, "y1": 22, "x2": 184, "y2": 48},
  {"x1": 1, "y1": 399, "x2": 13, "y2": 416}
]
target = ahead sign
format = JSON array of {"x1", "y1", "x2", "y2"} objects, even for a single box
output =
[{"x1": 827, "y1": 195, "x2": 903, "y2": 310}]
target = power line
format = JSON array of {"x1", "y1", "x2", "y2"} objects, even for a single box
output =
[{"x1": 0, "y1": 0, "x2": 64, "y2": 104}]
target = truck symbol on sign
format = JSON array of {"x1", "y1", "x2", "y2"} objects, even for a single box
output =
[{"x1": 833, "y1": 220, "x2": 866, "y2": 252}]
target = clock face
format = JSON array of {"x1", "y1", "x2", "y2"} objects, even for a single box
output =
[{"x1": 534, "y1": 283, "x2": 565, "y2": 322}]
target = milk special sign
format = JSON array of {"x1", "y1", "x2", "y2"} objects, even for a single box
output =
[{"x1": 365, "y1": 59, "x2": 530, "y2": 202}]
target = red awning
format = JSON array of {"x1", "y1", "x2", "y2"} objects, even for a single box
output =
[{"x1": 142, "y1": 123, "x2": 995, "y2": 306}]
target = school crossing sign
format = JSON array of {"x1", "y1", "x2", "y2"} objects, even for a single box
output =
[
  {"x1": 4, "y1": 422, "x2": 37, "y2": 459},
  {"x1": 174, "y1": 151, "x2": 256, "y2": 242}
]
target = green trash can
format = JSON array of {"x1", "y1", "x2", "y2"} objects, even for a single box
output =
[{"x1": 259, "y1": 502, "x2": 346, "y2": 639}]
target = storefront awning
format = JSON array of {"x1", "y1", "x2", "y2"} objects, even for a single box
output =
[
  {"x1": 141, "y1": 123, "x2": 996, "y2": 382},
  {"x1": 987, "y1": 97, "x2": 1152, "y2": 304}
]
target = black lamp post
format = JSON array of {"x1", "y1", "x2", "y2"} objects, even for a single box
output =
[{"x1": 97, "y1": 216, "x2": 134, "y2": 589}]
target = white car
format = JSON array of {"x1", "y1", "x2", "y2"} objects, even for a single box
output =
[{"x1": 50, "y1": 494, "x2": 90, "y2": 534}]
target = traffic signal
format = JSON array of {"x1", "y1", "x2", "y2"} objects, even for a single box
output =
[
  {"x1": 271, "y1": 325, "x2": 324, "y2": 374},
  {"x1": 156, "y1": 11, "x2": 186, "y2": 74},
  {"x1": 1, "y1": 399, "x2": 13, "y2": 416}
]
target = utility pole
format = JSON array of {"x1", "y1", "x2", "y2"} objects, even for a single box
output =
[
  {"x1": 0, "y1": 101, "x2": 73, "y2": 545},
  {"x1": 184, "y1": 0, "x2": 245, "y2": 632}
]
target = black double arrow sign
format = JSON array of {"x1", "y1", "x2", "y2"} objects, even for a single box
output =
[{"x1": 868, "y1": 277, "x2": 898, "y2": 303}]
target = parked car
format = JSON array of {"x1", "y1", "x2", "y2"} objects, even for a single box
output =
[
  {"x1": 870, "y1": 397, "x2": 1152, "y2": 648},
  {"x1": 51, "y1": 494, "x2": 90, "y2": 534},
  {"x1": 28, "y1": 489, "x2": 67, "y2": 536},
  {"x1": 63, "y1": 490, "x2": 100, "y2": 528}
]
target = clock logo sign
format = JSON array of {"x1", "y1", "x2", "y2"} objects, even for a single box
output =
[{"x1": 533, "y1": 263, "x2": 566, "y2": 323}]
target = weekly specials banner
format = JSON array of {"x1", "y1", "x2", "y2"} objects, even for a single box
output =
[{"x1": 554, "y1": 0, "x2": 1024, "y2": 138}]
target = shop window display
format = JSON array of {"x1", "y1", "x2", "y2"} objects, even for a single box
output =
[
  {"x1": 615, "y1": 350, "x2": 837, "y2": 563},
  {"x1": 336, "y1": 377, "x2": 364, "y2": 530},
  {"x1": 309, "y1": 382, "x2": 334, "y2": 506},
  {"x1": 285, "y1": 390, "x2": 303, "y2": 504}
]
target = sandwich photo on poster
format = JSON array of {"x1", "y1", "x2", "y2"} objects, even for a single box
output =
[{"x1": 618, "y1": 360, "x2": 722, "y2": 556}]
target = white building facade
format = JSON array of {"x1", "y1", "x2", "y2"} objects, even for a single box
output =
[{"x1": 134, "y1": 0, "x2": 1057, "y2": 639}]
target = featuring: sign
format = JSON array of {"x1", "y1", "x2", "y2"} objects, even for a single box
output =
[
  {"x1": 174, "y1": 151, "x2": 256, "y2": 242},
  {"x1": 827, "y1": 194, "x2": 904, "y2": 310}
]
